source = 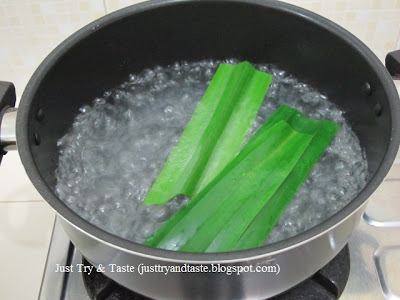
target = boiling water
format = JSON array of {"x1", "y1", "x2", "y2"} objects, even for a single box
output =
[{"x1": 55, "y1": 59, "x2": 368, "y2": 246}]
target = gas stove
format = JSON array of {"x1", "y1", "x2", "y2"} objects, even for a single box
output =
[{"x1": 38, "y1": 187, "x2": 400, "y2": 300}]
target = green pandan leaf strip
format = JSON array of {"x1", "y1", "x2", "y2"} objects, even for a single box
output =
[
  {"x1": 231, "y1": 105, "x2": 339, "y2": 251},
  {"x1": 143, "y1": 115, "x2": 284, "y2": 248},
  {"x1": 143, "y1": 62, "x2": 273, "y2": 205},
  {"x1": 144, "y1": 121, "x2": 312, "y2": 251},
  {"x1": 193, "y1": 69, "x2": 274, "y2": 194}
]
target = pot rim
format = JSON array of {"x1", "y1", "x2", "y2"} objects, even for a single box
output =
[{"x1": 17, "y1": 0, "x2": 400, "y2": 262}]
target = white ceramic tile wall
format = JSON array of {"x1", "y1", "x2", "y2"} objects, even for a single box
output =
[
  {"x1": 0, "y1": 0, "x2": 105, "y2": 102},
  {"x1": 397, "y1": 33, "x2": 400, "y2": 49},
  {"x1": 0, "y1": 1, "x2": 399, "y2": 299},
  {"x1": 0, "y1": 202, "x2": 55, "y2": 299},
  {"x1": 0, "y1": 152, "x2": 42, "y2": 202}
]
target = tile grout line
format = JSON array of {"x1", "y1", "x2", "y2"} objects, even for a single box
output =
[
  {"x1": 395, "y1": 27, "x2": 400, "y2": 50},
  {"x1": 383, "y1": 178, "x2": 400, "y2": 182},
  {"x1": 0, "y1": 200, "x2": 44, "y2": 204},
  {"x1": 102, "y1": 0, "x2": 108, "y2": 15}
]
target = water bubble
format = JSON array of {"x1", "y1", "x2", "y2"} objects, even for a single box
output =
[
  {"x1": 163, "y1": 105, "x2": 174, "y2": 114},
  {"x1": 79, "y1": 105, "x2": 91, "y2": 114},
  {"x1": 55, "y1": 60, "x2": 368, "y2": 246},
  {"x1": 94, "y1": 97, "x2": 106, "y2": 105}
]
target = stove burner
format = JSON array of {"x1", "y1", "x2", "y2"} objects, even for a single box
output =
[
  {"x1": 82, "y1": 261, "x2": 150, "y2": 300},
  {"x1": 81, "y1": 246, "x2": 350, "y2": 300},
  {"x1": 271, "y1": 246, "x2": 350, "y2": 299}
]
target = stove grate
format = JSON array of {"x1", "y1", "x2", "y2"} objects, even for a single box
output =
[{"x1": 81, "y1": 246, "x2": 350, "y2": 300}]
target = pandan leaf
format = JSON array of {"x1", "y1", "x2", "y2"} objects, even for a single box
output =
[
  {"x1": 144, "y1": 120, "x2": 312, "y2": 251},
  {"x1": 231, "y1": 105, "x2": 339, "y2": 251},
  {"x1": 143, "y1": 62, "x2": 273, "y2": 205}
]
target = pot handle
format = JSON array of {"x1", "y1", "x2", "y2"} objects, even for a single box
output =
[
  {"x1": 385, "y1": 50, "x2": 400, "y2": 79},
  {"x1": 0, "y1": 81, "x2": 17, "y2": 164}
]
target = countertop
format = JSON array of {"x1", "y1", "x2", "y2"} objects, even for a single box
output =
[{"x1": 0, "y1": 1, "x2": 400, "y2": 299}]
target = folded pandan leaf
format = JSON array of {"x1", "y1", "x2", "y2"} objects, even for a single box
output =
[
  {"x1": 231, "y1": 105, "x2": 339, "y2": 251},
  {"x1": 144, "y1": 120, "x2": 312, "y2": 252},
  {"x1": 143, "y1": 61, "x2": 273, "y2": 205}
]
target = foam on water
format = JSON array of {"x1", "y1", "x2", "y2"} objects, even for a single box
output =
[{"x1": 55, "y1": 59, "x2": 368, "y2": 246}]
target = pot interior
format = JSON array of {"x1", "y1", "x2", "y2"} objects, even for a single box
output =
[{"x1": 24, "y1": 1, "x2": 392, "y2": 234}]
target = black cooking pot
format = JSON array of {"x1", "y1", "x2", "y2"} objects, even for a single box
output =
[{"x1": 1, "y1": 0, "x2": 399, "y2": 299}]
